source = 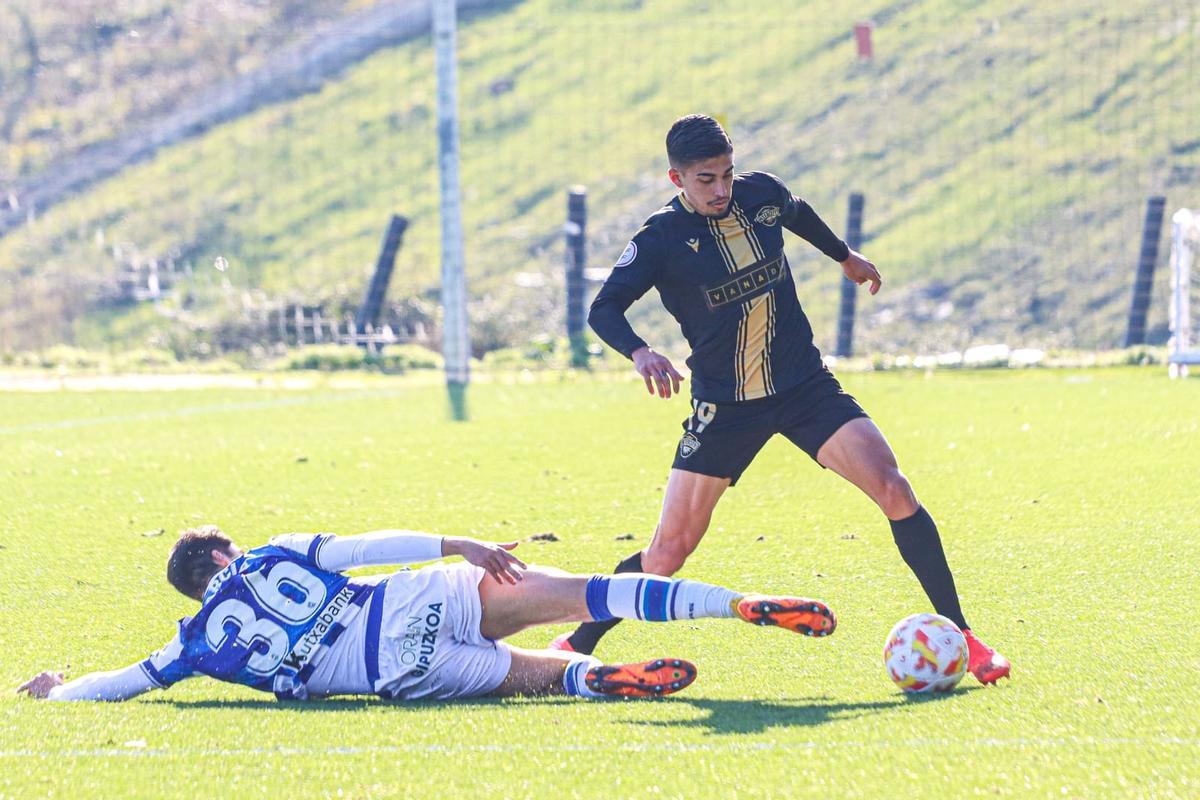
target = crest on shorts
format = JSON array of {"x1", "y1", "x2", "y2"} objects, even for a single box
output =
[
  {"x1": 755, "y1": 205, "x2": 781, "y2": 226},
  {"x1": 678, "y1": 432, "x2": 702, "y2": 459},
  {"x1": 614, "y1": 241, "x2": 638, "y2": 268}
]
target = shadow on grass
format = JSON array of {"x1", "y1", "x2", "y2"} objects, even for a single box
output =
[
  {"x1": 625, "y1": 687, "x2": 983, "y2": 736},
  {"x1": 152, "y1": 686, "x2": 978, "y2": 725},
  {"x1": 149, "y1": 695, "x2": 580, "y2": 712}
]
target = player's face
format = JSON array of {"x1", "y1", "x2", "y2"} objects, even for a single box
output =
[{"x1": 669, "y1": 153, "x2": 735, "y2": 217}]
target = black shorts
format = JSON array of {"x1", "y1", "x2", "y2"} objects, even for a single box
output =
[{"x1": 671, "y1": 367, "x2": 869, "y2": 485}]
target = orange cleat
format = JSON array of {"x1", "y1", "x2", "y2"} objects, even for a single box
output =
[
  {"x1": 735, "y1": 595, "x2": 837, "y2": 637},
  {"x1": 964, "y1": 629, "x2": 1011, "y2": 685},
  {"x1": 585, "y1": 658, "x2": 697, "y2": 698}
]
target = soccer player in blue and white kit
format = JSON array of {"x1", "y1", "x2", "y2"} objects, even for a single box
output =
[{"x1": 18, "y1": 525, "x2": 836, "y2": 702}]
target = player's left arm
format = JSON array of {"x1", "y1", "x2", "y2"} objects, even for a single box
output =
[
  {"x1": 272, "y1": 531, "x2": 527, "y2": 585},
  {"x1": 767, "y1": 174, "x2": 881, "y2": 295}
]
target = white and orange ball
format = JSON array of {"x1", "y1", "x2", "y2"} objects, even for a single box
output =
[{"x1": 883, "y1": 613, "x2": 968, "y2": 693}]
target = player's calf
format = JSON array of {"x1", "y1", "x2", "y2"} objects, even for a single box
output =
[{"x1": 549, "y1": 575, "x2": 837, "y2": 650}]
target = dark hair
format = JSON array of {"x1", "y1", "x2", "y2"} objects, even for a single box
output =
[
  {"x1": 167, "y1": 525, "x2": 235, "y2": 600},
  {"x1": 666, "y1": 114, "x2": 733, "y2": 170}
]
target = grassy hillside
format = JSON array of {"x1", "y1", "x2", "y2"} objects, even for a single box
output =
[
  {"x1": 1, "y1": 0, "x2": 1197, "y2": 357},
  {"x1": 0, "y1": 0, "x2": 379, "y2": 182}
]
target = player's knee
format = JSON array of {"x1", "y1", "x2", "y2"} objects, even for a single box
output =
[
  {"x1": 642, "y1": 539, "x2": 694, "y2": 576},
  {"x1": 876, "y1": 469, "x2": 918, "y2": 519}
]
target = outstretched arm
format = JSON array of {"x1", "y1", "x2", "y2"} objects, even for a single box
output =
[
  {"x1": 272, "y1": 531, "x2": 528, "y2": 584},
  {"x1": 18, "y1": 663, "x2": 158, "y2": 702},
  {"x1": 20, "y1": 631, "x2": 194, "y2": 702},
  {"x1": 772, "y1": 177, "x2": 882, "y2": 295}
]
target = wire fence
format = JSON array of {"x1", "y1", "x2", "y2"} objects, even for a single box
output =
[{"x1": 1, "y1": 1, "x2": 1198, "y2": 358}]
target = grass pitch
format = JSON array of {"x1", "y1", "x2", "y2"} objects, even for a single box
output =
[{"x1": 1, "y1": 368, "x2": 1197, "y2": 798}]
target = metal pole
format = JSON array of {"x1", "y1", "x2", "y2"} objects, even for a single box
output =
[
  {"x1": 434, "y1": 0, "x2": 469, "y2": 420},
  {"x1": 1124, "y1": 195, "x2": 1167, "y2": 347},
  {"x1": 836, "y1": 192, "x2": 865, "y2": 358},
  {"x1": 565, "y1": 186, "x2": 588, "y2": 368}
]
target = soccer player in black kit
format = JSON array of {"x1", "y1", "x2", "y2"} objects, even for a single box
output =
[{"x1": 551, "y1": 114, "x2": 1010, "y2": 685}]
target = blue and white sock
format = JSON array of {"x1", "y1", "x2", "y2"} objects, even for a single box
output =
[
  {"x1": 562, "y1": 655, "x2": 603, "y2": 698},
  {"x1": 585, "y1": 574, "x2": 740, "y2": 622}
]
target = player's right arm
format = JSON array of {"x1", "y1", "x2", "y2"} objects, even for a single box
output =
[
  {"x1": 18, "y1": 631, "x2": 195, "y2": 702},
  {"x1": 588, "y1": 225, "x2": 685, "y2": 398},
  {"x1": 271, "y1": 531, "x2": 527, "y2": 585},
  {"x1": 19, "y1": 664, "x2": 156, "y2": 702}
]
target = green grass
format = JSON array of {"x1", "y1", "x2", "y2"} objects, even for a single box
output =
[
  {"x1": 1, "y1": 368, "x2": 1198, "y2": 797},
  {"x1": 2, "y1": 1, "x2": 1197, "y2": 354}
]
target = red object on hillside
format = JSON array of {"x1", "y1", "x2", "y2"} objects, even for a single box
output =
[{"x1": 855, "y1": 22, "x2": 874, "y2": 60}]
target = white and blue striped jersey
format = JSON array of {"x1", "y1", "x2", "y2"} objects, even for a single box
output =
[
  {"x1": 140, "y1": 535, "x2": 379, "y2": 700},
  {"x1": 44, "y1": 530, "x2": 449, "y2": 703}
]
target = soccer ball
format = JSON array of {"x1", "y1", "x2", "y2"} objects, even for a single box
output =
[{"x1": 883, "y1": 613, "x2": 968, "y2": 693}]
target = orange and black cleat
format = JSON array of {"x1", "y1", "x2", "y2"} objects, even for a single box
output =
[
  {"x1": 735, "y1": 595, "x2": 837, "y2": 637},
  {"x1": 585, "y1": 658, "x2": 697, "y2": 698}
]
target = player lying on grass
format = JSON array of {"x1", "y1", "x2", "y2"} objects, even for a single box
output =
[{"x1": 18, "y1": 526, "x2": 835, "y2": 703}]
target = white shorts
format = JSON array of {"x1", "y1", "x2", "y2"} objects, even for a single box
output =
[{"x1": 374, "y1": 562, "x2": 512, "y2": 700}]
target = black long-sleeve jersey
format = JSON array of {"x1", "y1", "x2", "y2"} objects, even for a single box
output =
[{"x1": 589, "y1": 171, "x2": 850, "y2": 402}]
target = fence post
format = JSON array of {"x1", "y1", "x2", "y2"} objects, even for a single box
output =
[
  {"x1": 565, "y1": 186, "x2": 588, "y2": 367},
  {"x1": 356, "y1": 214, "x2": 408, "y2": 339},
  {"x1": 836, "y1": 192, "x2": 865, "y2": 358},
  {"x1": 275, "y1": 304, "x2": 287, "y2": 344},
  {"x1": 1124, "y1": 195, "x2": 1167, "y2": 347}
]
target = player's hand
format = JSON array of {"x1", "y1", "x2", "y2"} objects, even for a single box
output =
[
  {"x1": 16, "y1": 671, "x2": 64, "y2": 699},
  {"x1": 631, "y1": 346, "x2": 685, "y2": 399},
  {"x1": 443, "y1": 537, "x2": 527, "y2": 585},
  {"x1": 841, "y1": 250, "x2": 881, "y2": 295}
]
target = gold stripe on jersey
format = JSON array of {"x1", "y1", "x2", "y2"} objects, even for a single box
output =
[
  {"x1": 711, "y1": 211, "x2": 759, "y2": 274},
  {"x1": 731, "y1": 202, "x2": 767, "y2": 262},
  {"x1": 764, "y1": 291, "x2": 777, "y2": 393},
  {"x1": 707, "y1": 217, "x2": 738, "y2": 274},
  {"x1": 735, "y1": 301, "x2": 749, "y2": 399},
  {"x1": 706, "y1": 213, "x2": 749, "y2": 394},
  {"x1": 739, "y1": 293, "x2": 776, "y2": 399},
  {"x1": 703, "y1": 202, "x2": 775, "y2": 400}
]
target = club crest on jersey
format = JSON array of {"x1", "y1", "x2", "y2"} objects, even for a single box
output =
[
  {"x1": 614, "y1": 241, "x2": 638, "y2": 268},
  {"x1": 686, "y1": 238, "x2": 700, "y2": 253},
  {"x1": 679, "y1": 432, "x2": 702, "y2": 459},
  {"x1": 755, "y1": 205, "x2": 781, "y2": 226}
]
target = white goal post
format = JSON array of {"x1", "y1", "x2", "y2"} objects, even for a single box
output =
[{"x1": 1169, "y1": 208, "x2": 1200, "y2": 378}]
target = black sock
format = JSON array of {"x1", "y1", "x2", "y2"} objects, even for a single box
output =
[
  {"x1": 565, "y1": 551, "x2": 644, "y2": 654},
  {"x1": 889, "y1": 507, "x2": 969, "y2": 631}
]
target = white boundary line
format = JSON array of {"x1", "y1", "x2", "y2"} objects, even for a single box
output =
[
  {"x1": 0, "y1": 389, "x2": 407, "y2": 436},
  {"x1": 0, "y1": 736, "x2": 1195, "y2": 759}
]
